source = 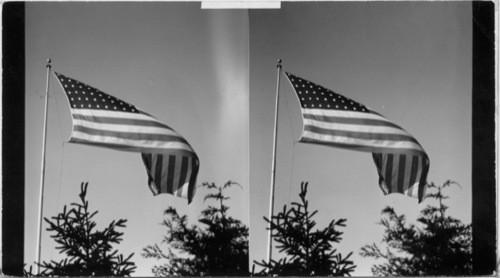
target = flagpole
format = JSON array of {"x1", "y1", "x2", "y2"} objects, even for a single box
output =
[
  {"x1": 36, "y1": 59, "x2": 52, "y2": 274},
  {"x1": 267, "y1": 59, "x2": 282, "y2": 265}
]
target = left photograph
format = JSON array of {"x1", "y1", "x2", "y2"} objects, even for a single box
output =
[{"x1": 23, "y1": 2, "x2": 249, "y2": 276}]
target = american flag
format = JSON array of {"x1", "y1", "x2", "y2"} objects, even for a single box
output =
[
  {"x1": 54, "y1": 72, "x2": 199, "y2": 203},
  {"x1": 284, "y1": 71, "x2": 429, "y2": 202}
]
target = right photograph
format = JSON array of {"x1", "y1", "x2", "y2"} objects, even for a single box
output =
[{"x1": 249, "y1": 2, "x2": 478, "y2": 276}]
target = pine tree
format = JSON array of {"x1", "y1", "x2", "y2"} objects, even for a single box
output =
[
  {"x1": 25, "y1": 182, "x2": 136, "y2": 277},
  {"x1": 253, "y1": 182, "x2": 356, "y2": 276},
  {"x1": 360, "y1": 180, "x2": 472, "y2": 276},
  {"x1": 142, "y1": 181, "x2": 249, "y2": 276}
]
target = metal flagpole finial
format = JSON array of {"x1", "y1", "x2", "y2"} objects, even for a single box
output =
[
  {"x1": 277, "y1": 59, "x2": 282, "y2": 69},
  {"x1": 46, "y1": 59, "x2": 52, "y2": 69}
]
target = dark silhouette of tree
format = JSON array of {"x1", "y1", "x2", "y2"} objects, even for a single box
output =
[
  {"x1": 142, "y1": 181, "x2": 249, "y2": 276},
  {"x1": 24, "y1": 182, "x2": 136, "y2": 277},
  {"x1": 360, "y1": 180, "x2": 472, "y2": 276},
  {"x1": 253, "y1": 182, "x2": 356, "y2": 276}
]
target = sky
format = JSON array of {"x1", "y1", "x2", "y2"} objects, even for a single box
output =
[
  {"x1": 25, "y1": 3, "x2": 248, "y2": 276},
  {"x1": 249, "y1": 2, "x2": 472, "y2": 275},
  {"x1": 22, "y1": 2, "x2": 474, "y2": 277}
]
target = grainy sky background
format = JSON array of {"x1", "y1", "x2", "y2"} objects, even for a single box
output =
[
  {"x1": 23, "y1": 1, "x2": 472, "y2": 277},
  {"x1": 25, "y1": 3, "x2": 248, "y2": 276},
  {"x1": 249, "y1": 2, "x2": 471, "y2": 275}
]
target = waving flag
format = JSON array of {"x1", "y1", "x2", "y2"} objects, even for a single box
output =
[
  {"x1": 284, "y1": 71, "x2": 429, "y2": 202},
  {"x1": 54, "y1": 72, "x2": 199, "y2": 203}
]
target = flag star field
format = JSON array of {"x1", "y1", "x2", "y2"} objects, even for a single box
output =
[
  {"x1": 286, "y1": 72, "x2": 368, "y2": 112},
  {"x1": 56, "y1": 72, "x2": 138, "y2": 112}
]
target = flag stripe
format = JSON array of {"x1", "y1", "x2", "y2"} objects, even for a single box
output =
[
  {"x1": 409, "y1": 155, "x2": 419, "y2": 190},
  {"x1": 187, "y1": 157, "x2": 199, "y2": 203},
  {"x1": 403, "y1": 155, "x2": 412, "y2": 195},
  {"x1": 417, "y1": 157, "x2": 426, "y2": 199},
  {"x1": 412, "y1": 158, "x2": 422, "y2": 198},
  {"x1": 148, "y1": 154, "x2": 158, "y2": 194},
  {"x1": 143, "y1": 153, "x2": 151, "y2": 170},
  {"x1": 182, "y1": 180, "x2": 189, "y2": 198},
  {"x1": 72, "y1": 113, "x2": 173, "y2": 129},
  {"x1": 159, "y1": 155, "x2": 168, "y2": 193},
  {"x1": 142, "y1": 154, "x2": 157, "y2": 195},
  {"x1": 418, "y1": 159, "x2": 429, "y2": 201},
  {"x1": 172, "y1": 155, "x2": 182, "y2": 194},
  {"x1": 180, "y1": 157, "x2": 194, "y2": 197},
  {"x1": 176, "y1": 156, "x2": 189, "y2": 197},
  {"x1": 171, "y1": 156, "x2": 181, "y2": 194},
  {"x1": 373, "y1": 153, "x2": 389, "y2": 194},
  {"x1": 166, "y1": 155, "x2": 176, "y2": 194},
  {"x1": 73, "y1": 119, "x2": 180, "y2": 136},
  {"x1": 301, "y1": 131, "x2": 426, "y2": 154},
  {"x1": 69, "y1": 138, "x2": 197, "y2": 156},
  {"x1": 303, "y1": 118, "x2": 412, "y2": 136},
  {"x1": 303, "y1": 108, "x2": 396, "y2": 123},
  {"x1": 385, "y1": 154, "x2": 394, "y2": 192},
  {"x1": 304, "y1": 124, "x2": 421, "y2": 145},
  {"x1": 408, "y1": 156, "x2": 419, "y2": 197},
  {"x1": 155, "y1": 155, "x2": 164, "y2": 193},
  {"x1": 141, "y1": 153, "x2": 153, "y2": 192},
  {"x1": 397, "y1": 154, "x2": 406, "y2": 194},
  {"x1": 300, "y1": 136, "x2": 426, "y2": 155},
  {"x1": 390, "y1": 155, "x2": 398, "y2": 193},
  {"x1": 303, "y1": 113, "x2": 404, "y2": 129},
  {"x1": 154, "y1": 155, "x2": 163, "y2": 193},
  {"x1": 392, "y1": 154, "x2": 401, "y2": 194},
  {"x1": 73, "y1": 125, "x2": 189, "y2": 144},
  {"x1": 73, "y1": 109, "x2": 165, "y2": 121},
  {"x1": 71, "y1": 131, "x2": 195, "y2": 152}
]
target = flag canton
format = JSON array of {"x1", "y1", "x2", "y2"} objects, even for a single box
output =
[
  {"x1": 286, "y1": 72, "x2": 369, "y2": 113},
  {"x1": 55, "y1": 72, "x2": 138, "y2": 113}
]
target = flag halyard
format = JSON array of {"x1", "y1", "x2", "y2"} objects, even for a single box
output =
[
  {"x1": 54, "y1": 72, "x2": 199, "y2": 203},
  {"x1": 284, "y1": 71, "x2": 429, "y2": 202}
]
